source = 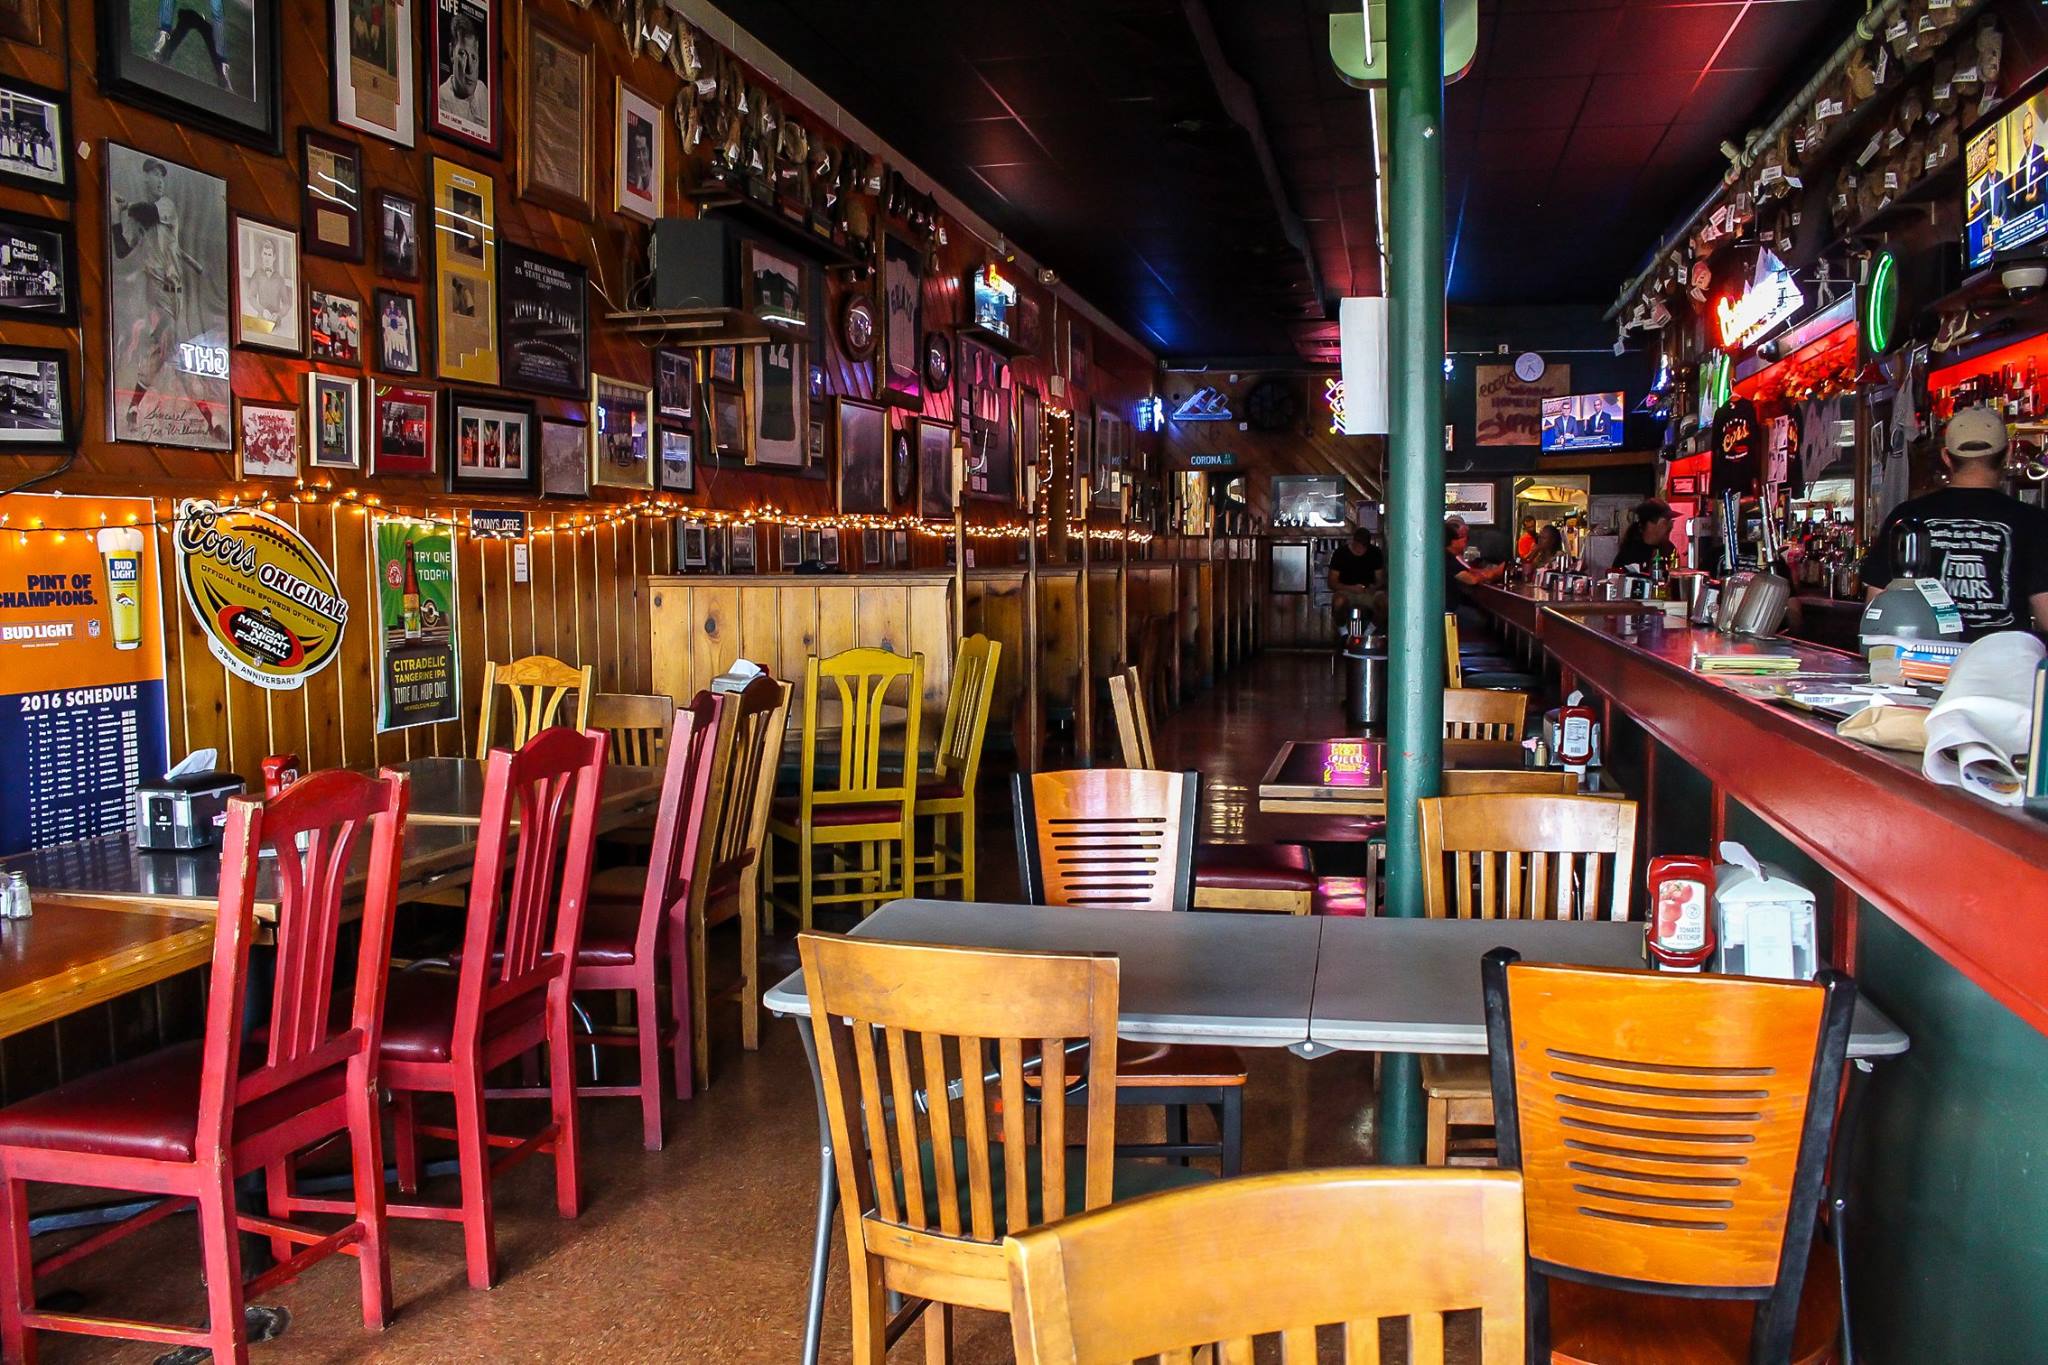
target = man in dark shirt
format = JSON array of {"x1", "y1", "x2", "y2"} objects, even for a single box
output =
[
  {"x1": 1327, "y1": 526, "x2": 1385, "y2": 626},
  {"x1": 1610, "y1": 499, "x2": 1676, "y2": 575},
  {"x1": 1445, "y1": 516, "x2": 1504, "y2": 630},
  {"x1": 1862, "y1": 406, "x2": 2048, "y2": 639}
]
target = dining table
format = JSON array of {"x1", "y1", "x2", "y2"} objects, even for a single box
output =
[
  {"x1": 390, "y1": 755, "x2": 661, "y2": 829},
  {"x1": 763, "y1": 899, "x2": 1908, "y2": 1365},
  {"x1": 1256, "y1": 736, "x2": 1529, "y2": 818}
]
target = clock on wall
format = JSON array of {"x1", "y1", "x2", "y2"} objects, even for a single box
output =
[{"x1": 1513, "y1": 351, "x2": 1546, "y2": 383}]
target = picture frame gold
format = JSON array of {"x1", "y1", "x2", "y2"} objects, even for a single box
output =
[{"x1": 517, "y1": 10, "x2": 592, "y2": 219}]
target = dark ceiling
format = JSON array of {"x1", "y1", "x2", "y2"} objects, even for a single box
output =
[{"x1": 713, "y1": 0, "x2": 1847, "y2": 362}]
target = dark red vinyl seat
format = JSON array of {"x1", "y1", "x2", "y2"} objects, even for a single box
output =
[
  {"x1": 916, "y1": 775, "x2": 964, "y2": 802},
  {"x1": 1192, "y1": 842, "x2": 1317, "y2": 892},
  {"x1": 769, "y1": 796, "x2": 902, "y2": 827},
  {"x1": 377, "y1": 970, "x2": 550, "y2": 1065}
]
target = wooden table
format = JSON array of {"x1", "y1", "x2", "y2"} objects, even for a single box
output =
[
  {"x1": 393, "y1": 756, "x2": 661, "y2": 830},
  {"x1": 1256, "y1": 737, "x2": 1527, "y2": 817},
  {"x1": 0, "y1": 897, "x2": 214, "y2": 1042}
]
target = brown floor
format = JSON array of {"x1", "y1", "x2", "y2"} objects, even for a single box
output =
[{"x1": 33, "y1": 652, "x2": 1386, "y2": 1363}]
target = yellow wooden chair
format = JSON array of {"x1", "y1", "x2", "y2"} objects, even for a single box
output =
[
  {"x1": 476, "y1": 654, "x2": 594, "y2": 757},
  {"x1": 1105, "y1": 665, "x2": 1156, "y2": 768},
  {"x1": 914, "y1": 635, "x2": 1002, "y2": 901},
  {"x1": 766, "y1": 648, "x2": 923, "y2": 927}
]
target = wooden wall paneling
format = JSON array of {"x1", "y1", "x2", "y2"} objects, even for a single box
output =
[
  {"x1": 1038, "y1": 569, "x2": 1082, "y2": 711},
  {"x1": 907, "y1": 578, "x2": 955, "y2": 727},
  {"x1": 1086, "y1": 567, "x2": 1120, "y2": 680},
  {"x1": 738, "y1": 584, "x2": 782, "y2": 684},
  {"x1": 965, "y1": 571, "x2": 1027, "y2": 743}
]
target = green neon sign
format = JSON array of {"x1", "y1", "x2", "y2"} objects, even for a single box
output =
[{"x1": 1863, "y1": 251, "x2": 1899, "y2": 356}]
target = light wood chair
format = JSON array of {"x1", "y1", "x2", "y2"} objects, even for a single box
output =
[
  {"x1": 915, "y1": 634, "x2": 1003, "y2": 901},
  {"x1": 588, "y1": 691, "x2": 676, "y2": 766},
  {"x1": 476, "y1": 655, "x2": 594, "y2": 757},
  {"x1": 1418, "y1": 792, "x2": 1638, "y2": 1168},
  {"x1": 767, "y1": 647, "x2": 923, "y2": 927},
  {"x1": 1443, "y1": 687, "x2": 1528, "y2": 741},
  {"x1": 1483, "y1": 950, "x2": 1855, "y2": 1365},
  {"x1": 1108, "y1": 666, "x2": 1316, "y2": 915},
  {"x1": 1357, "y1": 768, "x2": 1580, "y2": 915},
  {"x1": 801, "y1": 932, "x2": 1209, "y2": 1365},
  {"x1": 1004, "y1": 1168, "x2": 1527, "y2": 1364},
  {"x1": 687, "y1": 674, "x2": 790, "y2": 1086}
]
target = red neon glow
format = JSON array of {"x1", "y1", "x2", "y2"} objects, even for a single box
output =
[
  {"x1": 1927, "y1": 331, "x2": 2048, "y2": 391},
  {"x1": 1732, "y1": 320, "x2": 1857, "y2": 405}
]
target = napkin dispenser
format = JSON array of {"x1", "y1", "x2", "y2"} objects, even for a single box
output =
[
  {"x1": 135, "y1": 750, "x2": 244, "y2": 851},
  {"x1": 1710, "y1": 842, "x2": 1817, "y2": 980}
]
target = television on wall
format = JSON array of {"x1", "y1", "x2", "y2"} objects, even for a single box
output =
[
  {"x1": 1539, "y1": 392, "x2": 1625, "y2": 452},
  {"x1": 1966, "y1": 79, "x2": 2048, "y2": 271}
]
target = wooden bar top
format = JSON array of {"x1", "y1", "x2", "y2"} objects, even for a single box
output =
[
  {"x1": 1541, "y1": 607, "x2": 2048, "y2": 1035},
  {"x1": 1466, "y1": 581, "x2": 1664, "y2": 634}
]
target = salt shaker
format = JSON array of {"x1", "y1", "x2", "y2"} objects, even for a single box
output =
[{"x1": 2, "y1": 872, "x2": 29, "y2": 921}]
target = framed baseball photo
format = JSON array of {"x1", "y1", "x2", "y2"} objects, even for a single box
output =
[
  {"x1": 97, "y1": 0, "x2": 281, "y2": 151},
  {"x1": 374, "y1": 289, "x2": 421, "y2": 375},
  {"x1": 105, "y1": 144, "x2": 230, "y2": 450},
  {"x1": 237, "y1": 397, "x2": 300, "y2": 479},
  {"x1": 309, "y1": 289, "x2": 363, "y2": 364},
  {"x1": 370, "y1": 382, "x2": 435, "y2": 475},
  {"x1": 425, "y1": 0, "x2": 498, "y2": 153},
  {"x1": 333, "y1": 0, "x2": 414, "y2": 146},
  {"x1": 306, "y1": 370, "x2": 361, "y2": 469},
  {"x1": 0, "y1": 77, "x2": 70, "y2": 198},
  {"x1": 375, "y1": 190, "x2": 420, "y2": 278},
  {"x1": 0, "y1": 345, "x2": 72, "y2": 451},
  {"x1": 0, "y1": 207, "x2": 76, "y2": 325},
  {"x1": 444, "y1": 389, "x2": 535, "y2": 493},
  {"x1": 612, "y1": 79, "x2": 662, "y2": 222}
]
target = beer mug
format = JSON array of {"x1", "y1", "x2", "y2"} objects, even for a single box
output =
[{"x1": 95, "y1": 526, "x2": 145, "y2": 651}]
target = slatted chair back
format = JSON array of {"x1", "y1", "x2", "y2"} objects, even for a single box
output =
[
  {"x1": 234, "y1": 769, "x2": 411, "y2": 1123},
  {"x1": 1482, "y1": 952, "x2": 1857, "y2": 1361},
  {"x1": 1418, "y1": 794, "x2": 1637, "y2": 922},
  {"x1": 455, "y1": 728, "x2": 607, "y2": 1051},
  {"x1": 1013, "y1": 769, "x2": 1197, "y2": 914},
  {"x1": 1439, "y1": 768, "x2": 1579, "y2": 796},
  {"x1": 477, "y1": 655, "x2": 594, "y2": 758},
  {"x1": 932, "y1": 635, "x2": 1003, "y2": 790},
  {"x1": 632, "y1": 693, "x2": 722, "y2": 963},
  {"x1": 1004, "y1": 1168, "x2": 1527, "y2": 1365},
  {"x1": 1105, "y1": 666, "x2": 1155, "y2": 768},
  {"x1": 800, "y1": 932, "x2": 1121, "y2": 1315},
  {"x1": 699, "y1": 675, "x2": 791, "y2": 890},
  {"x1": 588, "y1": 691, "x2": 676, "y2": 767},
  {"x1": 1444, "y1": 613, "x2": 1464, "y2": 689},
  {"x1": 803, "y1": 647, "x2": 923, "y2": 810},
  {"x1": 1442, "y1": 687, "x2": 1527, "y2": 741}
]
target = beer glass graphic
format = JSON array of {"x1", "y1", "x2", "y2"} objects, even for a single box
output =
[{"x1": 95, "y1": 526, "x2": 145, "y2": 651}]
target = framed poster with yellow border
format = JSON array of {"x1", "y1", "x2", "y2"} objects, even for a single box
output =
[{"x1": 430, "y1": 156, "x2": 498, "y2": 385}]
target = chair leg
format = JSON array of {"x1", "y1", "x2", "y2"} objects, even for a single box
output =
[
  {"x1": 262, "y1": 1156, "x2": 296, "y2": 1266},
  {"x1": 549, "y1": 1012, "x2": 584, "y2": 1219},
  {"x1": 348, "y1": 1075, "x2": 394, "y2": 1331},
  {"x1": 451, "y1": 1070, "x2": 499, "y2": 1291},
  {"x1": 960, "y1": 807, "x2": 977, "y2": 902},
  {"x1": 1219, "y1": 1090, "x2": 1244, "y2": 1178},
  {"x1": 0, "y1": 1175, "x2": 37, "y2": 1365},
  {"x1": 923, "y1": 1300, "x2": 954, "y2": 1364},
  {"x1": 1425, "y1": 1096, "x2": 1449, "y2": 1166},
  {"x1": 799, "y1": 832, "x2": 815, "y2": 932},
  {"x1": 196, "y1": 1163, "x2": 251, "y2": 1364},
  {"x1": 847, "y1": 1247, "x2": 887, "y2": 1365},
  {"x1": 1164, "y1": 1105, "x2": 1189, "y2": 1167},
  {"x1": 739, "y1": 871, "x2": 762, "y2": 1052},
  {"x1": 391, "y1": 1089, "x2": 420, "y2": 1194},
  {"x1": 668, "y1": 917, "x2": 695, "y2": 1102},
  {"x1": 634, "y1": 980, "x2": 665, "y2": 1153},
  {"x1": 690, "y1": 901, "x2": 712, "y2": 1094}
]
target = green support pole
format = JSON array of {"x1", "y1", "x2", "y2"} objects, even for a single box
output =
[{"x1": 1376, "y1": 0, "x2": 1447, "y2": 1167}]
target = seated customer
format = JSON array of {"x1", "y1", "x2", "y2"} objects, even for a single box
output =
[
  {"x1": 1609, "y1": 499, "x2": 1675, "y2": 575},
  {"x1": 1446, "y1": 516, "x2": 1505, "y2": 635},
  {"x1": 1327, "y1": 526, "x2": 1386, "y2": 629}
]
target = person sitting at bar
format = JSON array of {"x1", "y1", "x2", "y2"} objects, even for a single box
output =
[
  {"x1": 1328, "y1": 525, "x2": 1386, "y2": 628},
  {"x1": 1515, "y1": 516, "x2": 1537, "y2": 560},
  {"x1": 1521, "y1": 523, "x2": 1565, "y2": 575},
  {"x1": 1862, "y1": 406, "x2": 2048, "y2": 640},
  {"x1": 1609, "y1": 498, "x2": 1675, "y2": 575},
  {"x1": 1446, "y1": 516, "x2": 1504, "y2": 633}
]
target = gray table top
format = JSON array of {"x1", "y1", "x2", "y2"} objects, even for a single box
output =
[
  {"x1": 764, "y1": 901, "x2": 1910, "y2": 1061},
  {"x1": 761, "y1": 899, "x2": 1324, "y2": 1047}
]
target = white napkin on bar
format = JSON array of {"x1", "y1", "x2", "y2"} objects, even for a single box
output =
[{"x1": 1921, "y1": 632, "x2": 2048, "y2": 806}]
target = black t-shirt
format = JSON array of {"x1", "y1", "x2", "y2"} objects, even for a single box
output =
[
  {"x1": 1329, "y1": 542, "x2": 1382, "y2": 587},
  {"x1": 1860, "y1": 487, "x2": 2048, "y2": 638},
  {"x1": 1610, "y1": 534, "x2": 1660, "y2": 575},
  {"x1": 1445, "y1": 550, "x2": 1473, "y2": 607}
]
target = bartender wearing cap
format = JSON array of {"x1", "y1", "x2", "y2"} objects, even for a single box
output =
[
  {"x1": 1608, "y1": 498, "x2": 1676, "y2": 575},
  {"x1": 1861, "y1": 406, "x2": 2048, "y2": 639}
]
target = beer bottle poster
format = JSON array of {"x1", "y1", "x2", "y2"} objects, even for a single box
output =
[
  {"x1": 373, "y1": 516, "x2": 460, "y2": 731},
  {"x1": 0, "y1": 493, "x2": 171, "y2": 855}
]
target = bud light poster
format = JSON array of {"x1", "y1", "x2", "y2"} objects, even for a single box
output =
[
  {"x1": 0, "y1": 494, "x2": 170, "y2": 855},
  {"x1": 373, "y1": 516, "x2": 460, "y2": 731}
]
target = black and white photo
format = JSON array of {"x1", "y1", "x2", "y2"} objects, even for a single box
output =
[
  {"x1": 0, "y1": 346, "x2": 69, "y2": 450},
  {"x1": 105, "y1": 144, "x2": 230, "y2": 449},
  {"x1": 309, "y1": 289, "x2": 362, "y2": 364},
  {"x1": 0, "y1": 208, "x2": 74, "y2": 323},
  {"x1": 97, "y1": 0, "x2": 281, "y2": 151},
  {"x1": 427, "y1": 0, "x2": 497, "y2": 152},
  {"x1": 655, "y1": 349, "x2": 693, "y2": 425},
  {"x1": 539, "y1": 416, "x2": 586, "y2": 497},
  {"x1": 376, "y1": 191, "x2": 418, "y2": 278},
  {"x1": 334, "y1": 0, "x2": 413, "y2": 146},
  {"x1": 659, "y1": 428, "x2": 693, "y2": 493},
  {"x1": 375, "y1": 289, "x2": 419, "y2": 375},
  {"x1": 498, "y1": 242, "x2": 586, "y2": 396},
  {"x1": 0, "y1": 78, "x2": 69, "y2": 197},
  {"x1": 233, "y1": 215, "x2": 297, "y2": 351}
]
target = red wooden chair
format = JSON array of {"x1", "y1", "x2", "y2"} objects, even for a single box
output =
[
  {"x1": 571, "y1": 690, "x2": 722, "y2": 1149},
  {"x1": 381, "y1": 727, "x2": 607, "y2": 1291},
  {"x1": 0, "y1": 768, "x2": 409, "y2": 1364}
]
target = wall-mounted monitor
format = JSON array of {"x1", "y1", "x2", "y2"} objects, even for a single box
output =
[
  {"x1": 1966, "y1": 80, "x2": 2048, "y2": 271},
  {"x1": 1270, "y1": 474, "x2": 1348, "y2": 528},
  {"x1": 1539, "y1": 391, "x2": 1625, "y2": 452}
]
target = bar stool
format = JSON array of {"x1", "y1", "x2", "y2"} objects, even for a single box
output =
[{"x1": 914, "y1": 634, "x2": 1002, "y2": 901}]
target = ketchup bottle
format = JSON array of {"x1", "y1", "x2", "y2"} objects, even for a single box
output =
[{"x1": 1647, "y1": 855, "x2": 1716, "y2": 972}]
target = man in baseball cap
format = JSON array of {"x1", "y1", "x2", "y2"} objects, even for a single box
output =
[{"x1": 1862, "y1": 406, "x2": 2048, "y2": 638}]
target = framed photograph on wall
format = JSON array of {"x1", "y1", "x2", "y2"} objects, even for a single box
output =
[
  {"x1": 333, "y1": 0, "x2": 414, "y2": 146},
  {"x1": 0, "y1": 207, "x2": 75, "y2": 324},
  {"x1": 0, "y1": 77, "x2": 69, "y2": 197},
  {"x1": 370, "y1": 382, "x2": 435, "y2": 476},
  {"x1": 105, "y1": 144, "x2": 230, "y2": 449},
  {"x1": 878, "y1": 233, "x2": 922, "y2": 407},
  {"x1": 237, "y1": 397, "x2": 299, "y2": 479},
  {"x1": 917, "y1": 419, "x2": 954, "y2": 520},
  {"x1": 301, "y1": 130, "x2": 363, "y2": 261},
  {"x1": 539, "y1": 416, "x2": 587, "y2": 497},
  {"x1": 97, "y1": 0, "x2": 280, "y2": 151},
  {"x1": 750, "y1": 340, "x2": 806, "y2": 468},
  {"x1": 1018, "y1": 385, "x2": 1041, "y2": 472},
  {"x1": 710, "y1": 385, "x2": 746, "y2": 461},
  {"x1": 708, "y1": 345, "x2": 738, "y2": 385},
  {"x1": 444, "y1": 389, "x2": 534, "y2": 492},
  {"x1": 233, "y1": 215, "x2": 297, "y2": 352},
  {"x1": 589, "y1": 372, "x2": 652, "y2": 490},
  {"x1": 742, "y1": 240, "x2": 806, "y2": 332},
  {"x1": 861, "y1": 528, "x2": 881, "y2": 566},
  {"x1": 425, "y1": 0, "x2": 499, "y2": 153},
  {"x1": 0, "y1": 345, "x2": 71, "y2": 451},
  {"x1": 728, "y1": 524, "x2": 757, "y2": 573},
  {"x1": 519, "y1": 10, "x2": 591, "y2": 217},
  {"x1": 376, "y1": 190, "x2": 420, "y2": 279},
  {"x1": 0, "y1": 0, "x2": 40, "y2": 45},
  {"x1": 680, "y1": 522, "x2": 707, "y2": 569},
  {"x1": 306, "y1": 371, "x2": 360, "y2": 469},
  {"x1": 309, "y1": 289, "x2": 362, "y2": 363},
  {"x1": 613, "y1": 80, "x2": 662, "y2": 222},
  {"x1": 654, "y1": 349, "x2": 693, "y2": 426},
  {"x1": 1271, "y1": 543, "x2": 1310, "y2": 595},
  {"x1": 836, "y1": 397, "x2": 888, "y2": 515},
  {"x1": 498, "y1": 242, "x2": 586, "y2": 396},
  {"x1": 777, "y1": 525, "x2": 803, "y2": 570},
  {"x1": 374, "y1": 289, "x2": 420, "y2": 375},
  {"x1": 819, "y1": 532, "x2": 840, "y2": 568},
  {"x1": 431, "y1": 157, "x2": 498, "y2": 384},
  {"x1": 658, "y1": 428, "x2": 693, "y2": 492}
]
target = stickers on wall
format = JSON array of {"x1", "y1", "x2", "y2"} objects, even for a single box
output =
[{"x1": 174, "y1": 500, "x2": 349, "y2": 690}]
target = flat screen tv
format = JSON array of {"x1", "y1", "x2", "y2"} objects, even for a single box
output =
[
  {"x1": 1540, "y1": 392, "x2": 1625, "y2": 452},
  {"x1": 1966, "y1": 82, "x2": 2048, "y2": 270}
]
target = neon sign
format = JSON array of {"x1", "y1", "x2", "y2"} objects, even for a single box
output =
[
  {"x1": 1324, "y1": 378, "x2": 1346, "y2": 435},
  {"x1": 1712, "y1": 249, "x2": 1803, "y2": 352},
  {"x1": 1862, "y1": 250, "x2": 1898, "y2": 356}
]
